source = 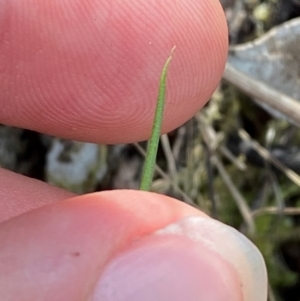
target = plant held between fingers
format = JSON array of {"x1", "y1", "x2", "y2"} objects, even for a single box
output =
[{"x1": 140, "y1": 47, "x2": 175, "y2": 191}]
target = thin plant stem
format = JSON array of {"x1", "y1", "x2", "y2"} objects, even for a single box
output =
[{"x1": 140, "y1": 47, "x2": 175, "y2": 191}]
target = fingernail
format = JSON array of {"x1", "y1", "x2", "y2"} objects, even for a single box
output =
[
  {"x1": 92, "y1": 216, "x2": 267, "y2": 301},
  {"x1": 155, "y1": 216, "x2": 268, "y2": 301}
]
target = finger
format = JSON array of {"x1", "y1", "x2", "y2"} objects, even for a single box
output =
[
  {"x1": 0, "y1": 191, "x2": 267, "y2": 301},
  {"x1": 0, "y1": 168, "x2": 74, "y2": 222},
  {"x1": 0, "y1": 0, "x2": 228, "y2": 143}
]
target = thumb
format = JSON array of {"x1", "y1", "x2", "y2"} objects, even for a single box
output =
[{"x1": 0, "y1": 190, "x2": 267, "y2": 301}]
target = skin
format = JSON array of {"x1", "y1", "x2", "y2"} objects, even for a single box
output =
[{"x1": 0, "y1": 0, "x2": 247, "y2": 300}]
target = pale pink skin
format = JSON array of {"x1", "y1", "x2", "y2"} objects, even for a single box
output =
[
  {"x1": 0, "y1": 0, "x2": 227, "y2": 143},
  {"x1": 0, "y1": 0, "x2": 249, "y2": 300}
]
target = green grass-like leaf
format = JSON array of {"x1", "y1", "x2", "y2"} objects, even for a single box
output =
[{"x1": 140, "y1": 47, "x2": 175, "y2": 191}]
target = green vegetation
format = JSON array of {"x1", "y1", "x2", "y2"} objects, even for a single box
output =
[{"x1": 140, "y1": 47, "x2": 175, "y2": 191}]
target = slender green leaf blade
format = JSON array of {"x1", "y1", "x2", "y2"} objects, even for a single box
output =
[{"x1": 140, "y1": 47, "x2": 175, "y2": 191}]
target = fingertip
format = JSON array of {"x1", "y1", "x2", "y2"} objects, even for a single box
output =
[
  {"x1": 155, "y1": 216, "x2": 268, "y2": 301},
  {"x1": 94, "y1": 215, "x2": 267, "y2": 301},
  {"x1": 0, "y1": 190, "x2": 265, "y2": 301},
  {"x1": 1, "y1": 0, "x2": 228, "y2": 143},
  {"x1": 93, "y1": 234, "x2": 242, "y2": 301},
  {"x1": 0, "y1": 190, "x2": 202, "y2": 300}
]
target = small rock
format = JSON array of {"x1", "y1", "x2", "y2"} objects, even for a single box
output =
[{"x1": 46, "y1": 139, "x2": 107, "y2": 194}]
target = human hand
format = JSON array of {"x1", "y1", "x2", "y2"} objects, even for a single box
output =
[{"x1": 0, "y1": 0, "x2": 267, "y2": 300}]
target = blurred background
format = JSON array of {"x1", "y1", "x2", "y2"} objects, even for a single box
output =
[{"x1": 1, "y1": 1, "x2": 300, "y2": 300}]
